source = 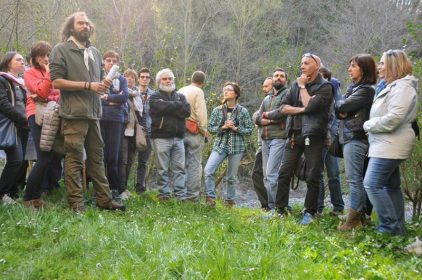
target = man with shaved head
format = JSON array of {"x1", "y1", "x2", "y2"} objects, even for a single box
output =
[{"x1": 264, "y1": 53, "x2": 333, "y2": 224}]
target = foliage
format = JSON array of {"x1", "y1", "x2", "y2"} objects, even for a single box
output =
[
  {"x1": 0, "y1": 0, "x2": 421, "y2": 112},
  {"x1": 401, "y1": 58, "x2": 422, "y2": 220},
  {"x1": 0, "y1": 190, "x2": 421, "y2": 279}
]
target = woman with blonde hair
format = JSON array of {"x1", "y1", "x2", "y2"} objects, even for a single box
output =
[{"x1": 363, "y1": 50, "x2": 418, "y2": 235}]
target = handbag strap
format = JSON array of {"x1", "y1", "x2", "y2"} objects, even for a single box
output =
[{"x1": 7, "y1": 80, "x2": 15, "y2": 106}]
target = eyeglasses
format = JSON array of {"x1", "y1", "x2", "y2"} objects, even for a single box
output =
[
  {"x1": 140, "y1": 75, "x2": 150, "y2": 79},
  {"x1": 161, "y1": 77, "x2": 173, "y2": 81},
  {"x1": 302, "y1": 53, "x2": 318, "y2": 64}
]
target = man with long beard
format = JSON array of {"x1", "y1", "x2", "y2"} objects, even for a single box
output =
[
  {"x1": 149, "y1": 68, "x2": 191, "y2": 201},
  {"x1": 50, "y1": 11, "x2": 125, "y2": 212}
]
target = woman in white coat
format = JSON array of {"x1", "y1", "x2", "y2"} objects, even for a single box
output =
[{"x1": 363, "y1": 50, "x2": 418, "y2": 235}]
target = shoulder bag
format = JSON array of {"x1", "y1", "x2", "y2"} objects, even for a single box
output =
[{"x1": 0, "y1": 81, "x2": 17, "y2": 150}]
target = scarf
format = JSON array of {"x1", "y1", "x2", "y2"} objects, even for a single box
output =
[
  {"x1": 0, "y1": 71, "x2": 25, "y2": 87},
  {"x1": 68, "y1": 36, "x2": 95, "y2": 71}
]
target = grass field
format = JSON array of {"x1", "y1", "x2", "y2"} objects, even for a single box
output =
[{"x1": 0, "y1": 190, "x2": 421, "y2": 279}]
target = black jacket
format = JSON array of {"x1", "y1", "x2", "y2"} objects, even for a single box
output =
[
  {"x1": 149, "y1": 89, "x2": 191, "y2": 138},
  {"x1": 0, "y1": 76, "x2": 27, "y2": 128},
  {"x1": 267, "y1": 74, "x2": 333, "y2": 137},
  {"x1": 336, "y1": 83, "x2": 375, "y2": 144}
]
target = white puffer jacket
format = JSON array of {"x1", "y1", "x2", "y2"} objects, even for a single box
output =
[
  {"x1": 363, "y1": 75, "x2": 419, "y2": 159},
  {"x1": 40, "y1": 101, "x2": 60, "y2": 152}
]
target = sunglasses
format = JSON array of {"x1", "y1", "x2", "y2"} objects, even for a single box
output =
[
  {"x1": 302, "y1": 53, "x2": 318, "y2": 64},
  {"x1": 384, "y1": 49, "x2": 400, "y2": 56}
]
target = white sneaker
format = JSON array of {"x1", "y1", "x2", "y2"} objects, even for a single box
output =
[
  {"x1": 120, "y1": 190, "x2": 132, "y2": 201},
  {"x1": 1, "y1": 194, "x2": 17, "y2": 205},
  {"x1": 405, "y1": 237, "x2": 422, "y2": 256}
]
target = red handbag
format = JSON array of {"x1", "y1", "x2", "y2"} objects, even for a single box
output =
[{"x1": 186, "y1": 119, "x2": 200, "y2": 134}]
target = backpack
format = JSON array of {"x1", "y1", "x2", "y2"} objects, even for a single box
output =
[{"x1": 291, "y1": 155, "x2": 306, "y2": 190}]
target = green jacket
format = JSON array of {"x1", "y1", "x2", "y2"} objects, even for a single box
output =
[
  {"x1": 255, "y1": 86, "x2": 288, "y2": 140},
  {"x1": 50, "y1": 41, "x2": 104, "y2": 120}
]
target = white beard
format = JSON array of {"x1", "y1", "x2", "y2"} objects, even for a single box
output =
[{"x1": 159, "y1": 83, "x2": 176, "y2": 93}]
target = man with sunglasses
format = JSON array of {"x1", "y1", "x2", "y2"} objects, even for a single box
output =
[
  {"x1": 263, "y1": 53, "x2": 333, "y2": 224},
  {"x1": 149, "y1": 68, "x2": 191, "y2": 201}
]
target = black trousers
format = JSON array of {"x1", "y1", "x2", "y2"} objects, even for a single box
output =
[
  {"x1": 100, "y1": 120, "x2": 124, "y2": 191},
  {"x1": 24, "y1": 116, "x2": 62, "y2": 200},
  {"x1": 276, "y1": 134, "x2": 324, "y2": 214},
  {"x1": 252, "y1": 148, "x2": 267, "y2": 208}
]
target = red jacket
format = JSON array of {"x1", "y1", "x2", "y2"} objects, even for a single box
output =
[{"x1": 24, "y1": 67, "x2": 60, "y2": 118}]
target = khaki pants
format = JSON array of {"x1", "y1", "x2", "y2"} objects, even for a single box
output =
[{"x1": 63, "y1": 119, "x2": 111, "y2": 210}]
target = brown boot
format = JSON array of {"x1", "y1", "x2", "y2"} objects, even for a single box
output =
[
  {"x1": 23, "y1": 199, "x2": 45, "y2": 210},
  {"x1": 206, "y1": 197, "x2": 216, "y2": 208},
  {"x1": 337, "y1": 209, "x2": 363, "y2": 231}
]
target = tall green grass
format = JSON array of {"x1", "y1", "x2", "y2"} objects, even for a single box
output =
[{"x1": 0, "y1": 190, "x2": 421, "y2": 279}]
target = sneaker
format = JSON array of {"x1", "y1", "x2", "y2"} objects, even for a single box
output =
[
  {"x1": 120, "y1": 190, "x2": 132, "y2": 201},
  {"x1": 205, "y1": 196, "x2": 216, "y2": 208},
  {"x1": 111, "y1": 190, "x2": 121, "y2": 202},
  {"x1": 1, "y1": 194, "x2": 17, "y2": 205},
  {"x1": 300, "y1": 212, "x2": 315, "y2": 225},
  {"x1": 23, "y1": 199, "x2": 46, "y2": 210},
  {"x1": 405, "y1": 237, "x2": 422, "y2": 256}
]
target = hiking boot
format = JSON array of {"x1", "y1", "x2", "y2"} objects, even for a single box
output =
[
  {"x1": 98, "y1": 200, "x2": 126, "y2": 211},
  {"x1": 223, "y1": 200, "x2": 235, "y2": 208},
  {"x1": 361, "y1": 214, "x2": 371, "y2": 226},
  {"x1": 337, "y1": 209, "x2": 363, "y2": 231},
  {"x1": 23, "y1": 199, "x2": 45, "y2": 210},
  {"x1": 206, "y1": 196, "x2": 216, "y2": 208},
  {"x1": 158, "y1": 195, "x2": 170, "y2": 202},
  {"x1": 300, "y1": 212, "x2": 315, "y2": 225},
  {"x1": 135, "y1": 185, "x2": 146, "y2": 194}
]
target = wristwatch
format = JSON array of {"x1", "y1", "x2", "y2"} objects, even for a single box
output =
[{"x1": 299, "y1": 85, "x2": 306, "y2": 89}]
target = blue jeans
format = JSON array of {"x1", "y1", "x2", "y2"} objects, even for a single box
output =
[
  {"x1": 318, "y1": 147, "x2": 344, "y2": 212},
  {"x1": 364, "y1": 157, "x2": 405, "y2": 235},
  {"x1": 262, "y1": 138, "x2": 286, "y2": 209},
  {"x1": 204, "y1": 150, "x2": 243, "y2": 201},
  {"x1": 152, "y1": 137, "x2": 186, "y2": 199},
  {"x1": 343, "y1": 140, "x2": 368, "y2": 212},
  {"x1": 184, "y1": 132, "x2": 205, "y2": 199}
]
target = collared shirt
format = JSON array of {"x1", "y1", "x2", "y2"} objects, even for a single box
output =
[{"x1": 208, "y1": 104, "x2": 253, "y2": 155}]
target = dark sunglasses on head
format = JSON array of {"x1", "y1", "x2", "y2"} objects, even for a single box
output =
[
  {"x1": 302, "y1": 53, "x2": 318, "y2": 64},
  {"x1": 384, "y1": 49, "x2": 399, "y2": 56}
]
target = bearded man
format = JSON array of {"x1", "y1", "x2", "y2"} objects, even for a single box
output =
[
  {"x1": 255, "y1": 69, "x2": 289, "y2": 210},
  {"x1": 50, "y1": 11, "x2": 125, "y2": 212},
  {"x1": 149, "y1": 68, "x2": 191, "y2": 201}
]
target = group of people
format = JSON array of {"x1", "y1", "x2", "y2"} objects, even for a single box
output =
[
  {"x1": 252, "y1": 52, "x2": 418, "y2": 235},
  {"x1": 0, "y1": 11, "x2": 419, "y2": 237}
]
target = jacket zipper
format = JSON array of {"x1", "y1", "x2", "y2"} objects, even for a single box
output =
[{"x1": 159, "y1": 116, "x2": 164, "y2": 129}]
